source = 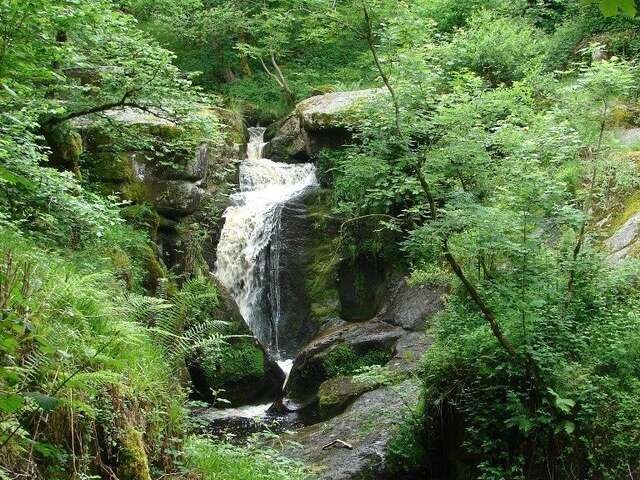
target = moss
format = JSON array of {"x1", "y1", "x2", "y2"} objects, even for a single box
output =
[
  {"x1": 318, "y1": 375, "x2": 370, "y2": 419},
  {"x1": 608, "y1": 190, "x2": 640, "y2": 234},
  {"x1": 46, "y1": 124, "x2": 84, "y2": 176},
  {"x1": 121, "y1": 181, "x2": 149, "y2": 203},
  {"x1": 322, "y1": 344, "x2": 394, "y2": 378},
  {"x1": 118, "y1": 425, "x2": 152, "y2": 480},
  {"x1": 202, "y1": 339, "x2": 265, "y2": 388},
  {"x1": 303, "y1": 190, "x2": 341, "y2": 323},
  {"x1": 84, "y1": 151, "x2": 136, "y2": 182},
  {"x1": 121, "y1": 203, "x2": 161, "y2": 241},
  {"x1": 143, "y1": 249, "x2": 167, "y2": 295},
  {"x1": 110, "y1": 247, "x2": 134, "y2": 290}
]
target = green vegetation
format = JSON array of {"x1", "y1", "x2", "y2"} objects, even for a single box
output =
[
  {"x1": 322, "y1": 344, "x2": 393, "y2": 378},
  {"x1": 5, "y1": 0, "x2": 640, "y2": 478},
  {"x1": 185, "y1": 436, "x2": 307, "y2": 480}
]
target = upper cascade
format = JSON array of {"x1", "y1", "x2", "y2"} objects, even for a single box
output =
[{"x1": 214, "y1": 127, "x2": 318, "y2": 358}]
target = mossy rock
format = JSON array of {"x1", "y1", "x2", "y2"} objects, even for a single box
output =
[
  {"x1": 318, "y1": 375, "x2": 370, "y2": 420},
  {"x1": 303, "y1": 190, "x2": 341, "y2": 327},
  {"x1": 285, "y1": 321, "x2": 403, "y2": 403},
  {"x1": 203, "y1": 339, "x2": 265, "y2": 388},
  {"x1": 322, "y1": 344, "x2": 394, "y2": 378},
  {"x1": 83, "y1": 151, "x2": 137, "y2": 182},
  {"x1": 117, "y1": 425, "x2": 152, "y2": 480},
  {"x1": 192, "y1": 336, "x2": 285, "y2": 406}
]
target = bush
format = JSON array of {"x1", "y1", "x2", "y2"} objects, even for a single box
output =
[{"x1": 441, "y1": 10, "x2": 547, "y2": 85}]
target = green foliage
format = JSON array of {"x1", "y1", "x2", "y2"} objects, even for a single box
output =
[
  {"x1": 185, "y1": 435, "x2": 307, "y2": 480},
  {"x1": 0, "y1": 229, "x2": 188, "y2": 478},
  {"x1": 322, "y1": 344, "x2": 393, "y2": 378},
  {"x1": 201, "y1": 340, "x2": 265, "y2": 388}
]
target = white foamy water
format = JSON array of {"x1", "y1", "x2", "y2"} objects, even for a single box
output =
[{"x1": 215, "y1": 128, "x2": 317, "y2": 358}]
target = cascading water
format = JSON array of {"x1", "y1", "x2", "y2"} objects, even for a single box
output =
[{"x1": 215, "y1": 127, "x2": 317, "y2": 367}]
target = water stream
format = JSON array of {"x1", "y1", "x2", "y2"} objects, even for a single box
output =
[{"x1": 212, "y1": 127, "x2": 317, "y2": 422}]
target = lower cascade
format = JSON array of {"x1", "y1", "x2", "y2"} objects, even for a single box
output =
[{"x1": 215, "y1": 127, "x2": 318, "y2": 364}]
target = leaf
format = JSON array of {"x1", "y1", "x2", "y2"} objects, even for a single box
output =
[
  {"x1": 548, "y1": 388, "x2": 576, "y2": 413},
  {"x1": 0, "y1": 394, "x2": 23, "y2": 414},
  {"x1": 563, "y1": 421, "x2": 576, "y2": 434},
  {"x1": 24, "y1": 392, "x2": 59, "y2": 412},
  {"x1": 0, "y1": 165, "x2": 35, "y2": 190}
]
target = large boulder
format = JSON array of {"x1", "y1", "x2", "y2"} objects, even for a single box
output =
[
  {"x1": 377, "y1": 276, "x2": 446, "y2": 331},
  {"x1": 284, "y1": 321, "x2": 405, "y2": 404},
  {"x1": 281, "y1": 379, "x2": 421, "y2": 480},
  {"x1": 266, "y1": 192, "x2": 318, "y2": 357},
  {"x1": 147, "y1": 179, "x2": 203, "y2": 218},
  {"x1": 269, "y1": 89, "x2": 386, "y2": 162}
]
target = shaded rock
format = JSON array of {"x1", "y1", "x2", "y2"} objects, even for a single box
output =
[
  {"x1": 318, "y1": 375, "x2": 371, "y2": 420},
  {"x1": 605, "y1": 212, "x2": 640, "y2": 263},
  {"x1": 189, "y1": 281, "x2": 286, "y2": 407},
  {"x1": 338, "y1": 254, "x2": 387, "y2": 322},
  {"x1": 284, "y1": 321, "x2": 405, "y2": 403},
  {"x1": 190, "y1": 336, "x2": 285, "y2": 407},
  {"x1": 147, "y1": 179, "x2": 203, "y2": 218},
  {"x1": 266, "y1": 191, "x2": 318, "y2": 357},
  {"x1": 269, "y1": 114, "x2": 308, "y2": 162},
  {"x1": 281, "y1": 380, "x2": 421, "y2": 480},
  {"x1": 377, "y1": 277, "x2": 446, "y2": 331}
]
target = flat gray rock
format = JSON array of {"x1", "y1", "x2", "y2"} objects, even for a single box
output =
[
  {"x1": 605, "y1": 212, "x2": 640, "y2": 263},
  {"x1": 281, "y1": 380, "x2": 421, "y2": 480}
]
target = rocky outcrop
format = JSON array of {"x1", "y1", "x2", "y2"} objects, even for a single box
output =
[
  {"x1": 606, "y1": 212, "x2": 640, "y2": 263},
  {"x1": 267, "y1": 192, "x2": 317, "y2": 357},
  {"x1": 377, "y1": 276, "x2": 446, "y2": 331},
  {"x1": 269, "y1": 89, "x2": 386, "y2": 162},
  {"x1": 284, "y1": 321, "x2": 405, "y2": 404},
  {"x1": 76, "y1": 107, "x2": 212, "y2": 218},
  {"x1": 281, "y1": 380, "x2": 421, "y2": 480}
]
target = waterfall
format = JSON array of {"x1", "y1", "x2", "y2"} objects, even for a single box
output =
[{"x1": 215, "y1": 127, "x2": 318, "y2": 360}]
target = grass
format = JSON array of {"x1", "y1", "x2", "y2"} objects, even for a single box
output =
[{"x1": 185, "y1": 436, "x2": 309, "y2": 480}]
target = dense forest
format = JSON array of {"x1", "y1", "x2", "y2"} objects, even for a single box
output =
[{"x1": 3, "y1": 0, "x2": 640, "y2": 479}]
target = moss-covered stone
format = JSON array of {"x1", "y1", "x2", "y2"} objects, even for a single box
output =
[
  {"x1": 202, "y1": 339, "x2": 265, "y2": 389},
  {"x1": 318, "y1": 375, "x2": 370, "y2": 419},
  {"x1": 303, "y1": 190, "x2": 341, "y2": 327},
  {"x1": 117, "y1": 425, "x2": 152, "y2": 480},
  {"x1": 46, "y1": 124, "x2": 84, "y2": 176},
  {"x1": 83, "y1": 151, "x2": 137, "y2": 183}
]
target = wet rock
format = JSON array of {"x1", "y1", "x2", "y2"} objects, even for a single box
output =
[
  {"x1": 284, "y1": 321, "x2": 405, "y2": 403},
  {"x1": 281, "y1": 380, "x2": 421, "y2": 480},
  {"x1": 267, "y1": 191, "x2": 318, "y2": 357},
  {"x1": 338, "y1": 254, "x2": 387, "y2": 321},
  {"x1": 269, "y1": 114, "x2": 308, "y2": 162},
  {"x1": 377, "y1": 277, "x2": 446, "y2": 331}
]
